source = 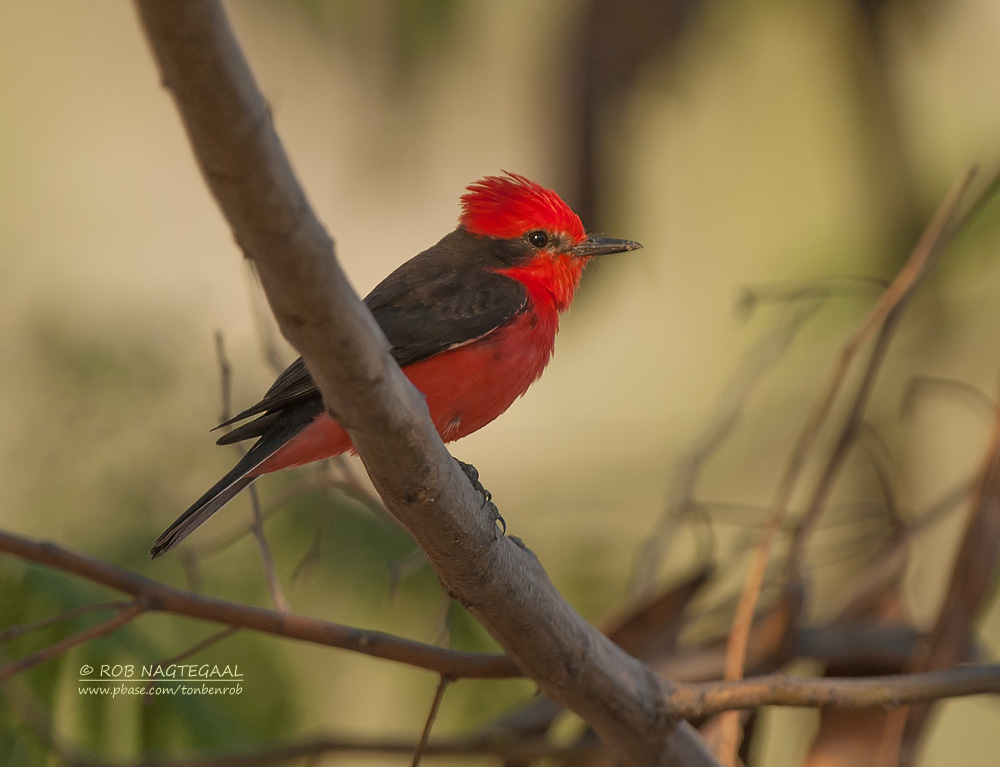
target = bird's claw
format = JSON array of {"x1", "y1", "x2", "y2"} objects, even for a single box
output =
[{"x1": 456, "y1": 459, "x2": 506, "y2": 535}]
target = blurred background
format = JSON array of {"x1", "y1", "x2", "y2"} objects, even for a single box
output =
[{"x1": 2, "y1": 0, "x2": 1000, "y2": 764}]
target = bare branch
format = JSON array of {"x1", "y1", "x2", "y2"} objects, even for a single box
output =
[
  {"x1": 903, "y1": 375, "x2": 999, "y2": 419},
  {"x1": 213, "y1": 330, "x2": 232, "y2": 424},
  {"x1": 735, "y1": 275, "x2": 888, "y2": 316},
  {"x1": 0, "y1": 600, "x2": 145, "y2": 682},
  {"x1": 247, "y1": 483, "x2": 289, "y2": 612},
  {"x1": 141, "y1": 627, "x2": 240, "y2": 704},
  {"x1": 215, "y1": 330, "x2": 289, "y2": 610},
  {"x1": 899, "y1": 376, "x2": 1000, "y2": 760},
  {"x1": 0, "y1": 601, "x2": 132, "y2": 643},
  {"x1": 151, "y1": 626, "x2": 240, "y2": 670},
  {"x1": 0, "y1": 530, "x2": 514, "y2": 679},
  {"x1": 182, "y1": 473, "x2": 318, "y2": 560},
  {"x1": 633, "y1": 301, "x2": 820, "y2": 595},
  {"x1": 717, "y1": 163, "x2": 994, "y2": 764},
  {"x1": 667, "y1": 663, "x2": 1000, "y2": 718}
]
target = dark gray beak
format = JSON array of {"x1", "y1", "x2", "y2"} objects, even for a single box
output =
[{"x1": 571, "y1": 235, "x2": 643, "y2": 258}]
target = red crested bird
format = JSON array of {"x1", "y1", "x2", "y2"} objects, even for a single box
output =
[{"x1": 151, "y1": 172, "x2": 641, "y2": 558}]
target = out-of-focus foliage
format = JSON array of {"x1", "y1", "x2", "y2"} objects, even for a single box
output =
[{"x1": 288, "y1": 0, "x2": 462, "y2": 81}]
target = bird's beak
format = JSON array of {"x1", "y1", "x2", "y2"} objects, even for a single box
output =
[{"x1": 571, "y1": 235, "x2": 643, "y2": 258}]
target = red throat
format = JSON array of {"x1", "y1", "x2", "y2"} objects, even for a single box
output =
[{"x1": 499, "y1": 253, "x2": 589, "y2": 313}]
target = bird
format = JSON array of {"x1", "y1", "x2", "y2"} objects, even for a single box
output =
[{"x1": 151, "y1": 172, "x2": 641, "y2": 558}]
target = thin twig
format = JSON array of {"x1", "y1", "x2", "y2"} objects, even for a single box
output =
[
  {"x1": 735, "y1": 275, "x2": 888, "y2": 318},
  {"x1": 0, "y1": 530, "x2": 516, "y2": 679},
  {"x1": 0, "y1": 600, "x2": 146, "y2": 682},
  {"x1": 141, "y1": 627, "x2": 240, "y2": 703},
  {"x1": 860, "y1": 423, "x2": 907, "y2": 524},
  {"x1": 787, "y1": 164, "x2": 1000, "y2": 576},
  {"x1": 290, "y1": 506, "x2": 326, "y2": 586},
  {"x1": 321, "y1": 457, "x2": 402, "y2": 530},
  {"x1": 186, "y1": 473, "x2": 321, "y2": 558},
  {"x1": 412, "y1": 675, "x2": 451, "y2": 767},
  {"x1": 717, "y1": 164, "x2": 986, "y2": 765},
  {"x1": 152, "y1": 626, "x2": 239, "y2": 669},
  {"x1": 898, "y1": 374, "x2": 1000, "y2": 762},
  {"x1": 667, "y1": 663, "x2": 1000, "y2": 718},
  {"x1": 388, "y1": 546, "x2": 430, "y2": 597},
  {"x1": 0, "y1": 601, "x2": 132, "y2": 643},
  {"x1": 633, "y1": 301, "x2": 821, "y2": 596},
  {"x1": 0, "y1": 672, "x2": 84, "y2": 764},
  {"x1": 785, "y1": 310, "x2": 898, "y2": 578},
  {"x1": 214, "y1": 330, "x2": 232, "y2": 424},
  {"x1": 216, "y1": 329, "x2": 289, "y2": 610},
  {"x1": 248, "y1": 483, "x2": 290, "y2": 612},
  {"x1": 245, "y1": 261, "x2": 289, "y2": 376},
  {"x1": 903, "y1": 375, "x2": 999, "y2": 419}
]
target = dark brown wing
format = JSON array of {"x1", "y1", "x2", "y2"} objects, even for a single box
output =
[
  {"x1": 215, "y1": 229, "x2": 528, "y2": 444},
  {"x1": 215, "y1": 357, "x2": 318, "y2": 433},
  {"x1": 367, "y1": 266, "x2": 527, "y2": 368}
]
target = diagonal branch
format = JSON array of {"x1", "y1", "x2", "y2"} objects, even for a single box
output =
[
  {"x1": 412, "y1": 675, "x2": 452, "y2": 767},
  {"x1": 898, "y1": 376, "x2": 1000, "y2": 761},
  {"x1": 716, "y1": 163, "x2": 1000, "y2": 763},
  {"x1": 0, "y1": 600, "x2": 132, "y2": 643},
  {"x1": 133, "y1": 5, "x2": 718, "y2": 762},
  {"x1": 0, "y1": 600, "x2": 146, "y2": 682}
]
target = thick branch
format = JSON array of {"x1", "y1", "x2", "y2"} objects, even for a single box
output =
[{"x1": 133, "y1": 3, "x2": 715, "y2": 762}]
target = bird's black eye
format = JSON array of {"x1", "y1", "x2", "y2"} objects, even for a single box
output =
[{"x1": 527, "y1": 230, "x2": 549, "y2": 249}]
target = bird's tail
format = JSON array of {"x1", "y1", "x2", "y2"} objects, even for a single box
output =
[
  {"x1": 150, "y1": 470, "x2": 257, "y2": 559},
  {"x1": 150, "y1": 409, "x2": 316, "y2": 559}
]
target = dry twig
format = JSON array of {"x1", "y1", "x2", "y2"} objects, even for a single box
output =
[
  {"x1": 717, "y1": 163, "x2": 1000, "y2": 764},
  {"x1": 0, "y1": 530, "x2": 515, "y2": 679},
  {"x1": 897, "y1": 376, "x2": 1000, "y2": 763},
  {"x1": 0, "y1": 600, "x2": 146, "y2": 682},
  {"x1": 412, "y1": 675, "x2": 451, "y2": 767}
]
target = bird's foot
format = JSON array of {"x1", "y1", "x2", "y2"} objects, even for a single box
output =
[{"x1": 456, "y1": 459, "x2": 506, "y2": 535}]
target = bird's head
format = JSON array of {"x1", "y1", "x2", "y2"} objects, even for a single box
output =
[{"x1": 459, "y1": 172, "x2": 641, "y2": 311}]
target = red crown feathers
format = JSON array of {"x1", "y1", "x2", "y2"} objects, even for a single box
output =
[{"x1": 459, "y1": 172, "x2": 586, "y2": 243}]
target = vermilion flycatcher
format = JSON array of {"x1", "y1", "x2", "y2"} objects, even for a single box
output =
[{"x1": 151, "y1": 172, "x2": 641, "y2": 558}]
